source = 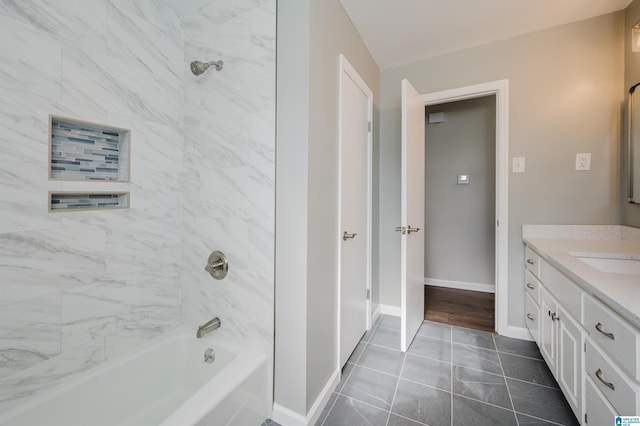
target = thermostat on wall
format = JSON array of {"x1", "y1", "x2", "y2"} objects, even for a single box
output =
[{"x1": 457, "y1": 174, "x2": 470, "y2": 184}]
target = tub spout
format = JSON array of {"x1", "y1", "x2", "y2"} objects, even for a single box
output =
[{"x1": 196, "y1": 317, "x2": 221, "y2": 338}]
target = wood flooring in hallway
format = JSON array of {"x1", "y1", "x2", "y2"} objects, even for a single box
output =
[{"x1": 424, "y1": 285, "x2": 495, "y2": 333}]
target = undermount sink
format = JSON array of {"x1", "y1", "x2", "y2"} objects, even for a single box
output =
[{"x1": 571, "y1": 253, "x2": 640, "y2": 275}]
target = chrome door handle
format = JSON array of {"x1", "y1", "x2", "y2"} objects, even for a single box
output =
[
  {"x1": 395, "y1": 226, "x2": 406, "y2": 234},
  {"x1": 407, "y1": 226, "x2": 420, "y2": 234},
  {"x1": 343, "y1": 231, "x2": 357, "y2": 241},
  {"x1": 551, "y1": 312, "x2": 559, "y2": 321},
  {"x1": 595, "y1": 322, "x2": 615, "y2": 340},
  {"x1": 526, "y1": 259, "x2": 535, "y2": 265},
  {"x1": 526, "y1": 283, "x2": 535, "y2": 290},
  {"x1": 526, "y1": 313, "x2": 535, "y2": 321},
  {"x1": 595, "y1": 368, "x2": 615, "y2": 390}
]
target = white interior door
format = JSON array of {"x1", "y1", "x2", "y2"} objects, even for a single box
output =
[
  {"x1": 339, "y1": 55, "x2": 372, "y2": 367},
  {"x1": 400, "y1": 79, "x2": 425, "y2": 352}
]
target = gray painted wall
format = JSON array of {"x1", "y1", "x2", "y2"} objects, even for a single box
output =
[
  {"x1": 306, "y1": 0, "x2": 380, "y2": 409},
  {"x1": 275, "y1": 0, "x2": 380, "y2": 417},
  {"x1": 275, "y1": 0, "x2": 311, "y2": 415},
  {"x1": 624, "y1": 0, "x2": 640, "y2": 226},
  {"x1": 425, "y1": 97, "x2": 496, "y2": 287},
  {"x1": 379, "y1": 12, "x2": 624, "y2": 327}
]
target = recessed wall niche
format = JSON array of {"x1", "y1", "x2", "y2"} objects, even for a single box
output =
[
  {"x1": 48, "y1": 192, "x2": 130, "y2": 212},
  {"x1": 49, "y1": 115, "x2": 130, "y2": 181}
]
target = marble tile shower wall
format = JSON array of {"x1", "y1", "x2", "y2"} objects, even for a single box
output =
[
  {"x1": 179, "y1": 0, "x2": 275, "y2": 386},
  {"x1": 0, "y1": 0, "x2": 273, "y2": 413}
]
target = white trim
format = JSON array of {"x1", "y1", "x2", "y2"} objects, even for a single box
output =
[
  {"x1": 371, "y1": 304, "x2": 381, "y2": 325},
  {"x1": 272, "y1": 404, "x2": 307, "y2": 426},
  {"x1": 272, "y1": 368, "x2": 341, "y2": 426},
  {"x1": 379, "y1": 304, "x2": 402, "y2": 317},
  {"x1": 425, "y1": 278, "x2": 495, "y2": 294},
  {"x1": 337, "y1": 54, "x2": 374, "y2": 370},
  {"x1": 501, "y1": 325, "x2": 533, "y2": 341},
  {"x1": 421, "y1": 79, "x2": 510, "y2": 337}
]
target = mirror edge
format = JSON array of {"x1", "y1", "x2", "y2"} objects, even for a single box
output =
[{"x1": 629, "y1": 82, "x2": 640, "y2": 203}]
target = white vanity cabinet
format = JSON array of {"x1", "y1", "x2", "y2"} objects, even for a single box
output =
[
  {"x1": 524, "y1": 247, "x2": 585, "y2": 423},
  {"x1": 556, "y1": 304, "x2": 583, "y2": 417},
  {"x1": 524, "y1": 242, "x2": 640, "y2": 424},
  {"x1": 524, "y1": 266, "x2": 542, "y2": 345},
  {"x1": 539, "y1": 286, "x2": 558, "y2": 373},
  {"x1": 583, "y1": 294, "x2": 640, "y2": 418}
]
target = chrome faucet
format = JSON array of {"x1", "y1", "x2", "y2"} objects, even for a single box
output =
[{"x1": 196, "y1": 317, "x2": 221, "y2": 338}]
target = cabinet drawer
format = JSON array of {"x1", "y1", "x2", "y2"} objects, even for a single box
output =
[
  {"x1": 583, "y1": 294, "x2": 640, "y2": 380},
  {"x1": 540, "y1": 260, "x2": 581, "y2": 320},
  {"x1": 525, "y1": 246, "x2": 541, "y2": 278},
  {"x1": 525, "y1": 292, "x2": 540, "y2": 345},
  {"x1": 585, "y1": 338, "x2": 639, "y2": 415},
  {"x1": 524, "y1": 270, "x2": 541, "y2": 305}
]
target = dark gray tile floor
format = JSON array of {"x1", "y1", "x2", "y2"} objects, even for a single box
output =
[{"x1": 315, "y1": 315, "x2": 578, "y2": 426}]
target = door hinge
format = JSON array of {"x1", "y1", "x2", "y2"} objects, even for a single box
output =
[
  {"x1": 585, "y1": 413, "x2": 587, "y2": 423},
  {"x1": 584, "y1": 342, "x2": 587, "y2": 352},
  {"x1": 366, "y1": 289, "x2": 370, "y2": 300},
  {"x1": 368, "y1": 121, "x2": 372, "y2": 132}
]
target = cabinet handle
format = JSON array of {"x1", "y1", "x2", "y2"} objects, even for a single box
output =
[
  {"x1": 595, "y1": 368, "x2": 615, "y2": 391},
  {"x1": 526, "y1": 283, "x2": 535, "y2": 290},
  {"x1": 551, "y1": 312, "x2": 559, "y2": 321},
  {"x1": 526, "y1": 259, "x2": 535, "y2": 265},
  {"x1": 527, "y1": 313, "x2": 535, "y2": 321},
  {"x1": 595, "y1": 322, "x2": 615, "y2": 340}
]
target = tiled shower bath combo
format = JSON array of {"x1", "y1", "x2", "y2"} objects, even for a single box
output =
[{"x1": 0, "y1": 0, "x2": 275, "y2": 423}]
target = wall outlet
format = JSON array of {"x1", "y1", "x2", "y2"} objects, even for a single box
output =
[
  {"x1": 512, "y1": 157, "x2": 525, "y2": 173},
  {"x1": 575, "y1": 153, "x2": 591, "y2": 171}
]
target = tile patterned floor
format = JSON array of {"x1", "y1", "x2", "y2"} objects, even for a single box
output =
[{"x1": 314, "y1": 315, "x2": 579, "y2": 426}]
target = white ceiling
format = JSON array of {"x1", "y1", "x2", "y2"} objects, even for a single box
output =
[{"x1": 338, "y1": 0, "x2": 633, "y2": 69}]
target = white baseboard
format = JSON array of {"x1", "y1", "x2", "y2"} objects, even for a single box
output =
[
  {"x1": 425, "y1": 278, "x2": 495, "y2": 294},
  {"x1": 378, "y1": 304, "x2": 401, "y2": 317},
  {"x1": 498, "y1": 325, "x2": 532, "y2": 341},
  {"x1": 371, "y1": 304, "x2": 381, "y2": 326},
  {"x1": 306, "y1": 368, "x2": 340, "y2": 425},
  {"x1": 272, "y1": 368, "x2": 340, "y2": 426},
  {"x1": 272, "y1": 403, "x2": 306, "y2": 426}
]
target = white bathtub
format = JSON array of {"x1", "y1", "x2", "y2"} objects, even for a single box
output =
[{"x1": 0, "y1": 327, "x2": 269, "y2": 426}]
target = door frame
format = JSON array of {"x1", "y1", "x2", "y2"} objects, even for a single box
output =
[
  {"x1": 421, "y1": 79, "x2": 512, "y2": 337},
  {"x1": 336, "y1": 54, "x2": 373, "y2": 367}
]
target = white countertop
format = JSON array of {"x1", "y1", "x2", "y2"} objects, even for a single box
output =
[{"x1": 522, "y1": 225, "x2": 640, "y2": 329}]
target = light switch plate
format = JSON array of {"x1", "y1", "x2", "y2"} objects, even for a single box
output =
[
  {"x1": 512, "y1": 157, "x2": 525, "y2": 173},
  {"x1": 576, "y1": 153, "x2": 591, "y2": 171}
]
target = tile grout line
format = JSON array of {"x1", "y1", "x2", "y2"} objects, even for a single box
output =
[
  {"x1": 513, "y1": 410, "x2": 567, "y2": 426},
  {"x1": 385, "y1": 346, "x2": 408, "y2": 426},
  {"x1": 493, "y1": 333, "x2": 520, "y2": 426},
  {"x1": 359, "y1": 340, "x2": 558, "y2": 392},
  {"x1": 322, "y1": 321, "x2": 377, "y2": 426},
  {"x1": 330, "y1": 392, "x2": 429, "y2": 426},
  {"x1": 450, "y1": 324, "x2": 454, "y2": 426},
  {"x1": 319, "y1": 393, "x2": 339, "y2": 426}
]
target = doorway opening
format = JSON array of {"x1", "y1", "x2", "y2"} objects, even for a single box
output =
[
  {"x1": 419, "y1": 79, "x2": 510, "y2": 337},
  {"x1": 424, "y1": 96, "x2": 496, "y2": 332}
]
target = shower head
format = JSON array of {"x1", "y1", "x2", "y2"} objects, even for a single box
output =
[{"x1": 190, "y1": 60, "x2": 223, "y2": 76}]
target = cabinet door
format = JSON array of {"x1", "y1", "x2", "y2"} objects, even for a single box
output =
[
  {"x1": 557, "y1": 305, "x2": 583, "y2": 421},
  {"x1": 585, "y1": 375, "x2": 617, "y2": 426},
  {"x1": 540, "y1": 288, "x2": 558, "y2": 375},
  {"x1": 525, "y1": 292, "x2": 540, "y2": 345}
]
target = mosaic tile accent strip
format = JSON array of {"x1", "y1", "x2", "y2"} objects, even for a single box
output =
[
  {"x1": 49, "y1": 192, "x2": 129, "y2": 212},
  {"x1": 50, "y1": 116, "x2": 130, "y2": 181}
]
